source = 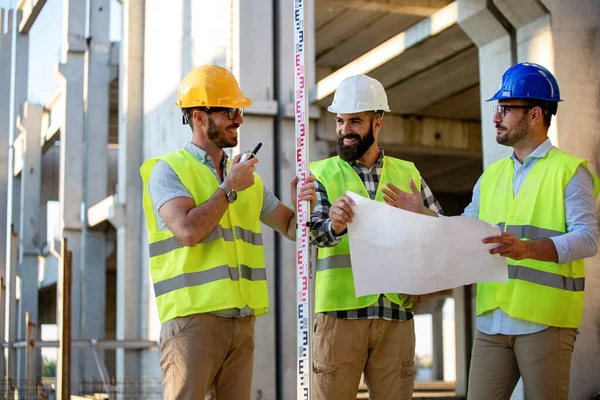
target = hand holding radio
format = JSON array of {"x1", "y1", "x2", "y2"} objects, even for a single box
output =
[{"x1": 224, "y1": 143, "x2": 262, "y2": 192}]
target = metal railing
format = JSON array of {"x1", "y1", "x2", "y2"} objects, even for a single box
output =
[{"x1": 0, "y1": 377, "x2": 163, "y2": 399}]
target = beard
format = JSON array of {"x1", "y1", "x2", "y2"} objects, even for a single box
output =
[
  {"x1": 496, "y1": 115, "x2": 529, "y2": 146},
  {"x1": 337, "y1": 126, "x2": 375, "y2": 162},
  {"x1": 207, "y1": 116, "x2": 239, "y2": 148}
]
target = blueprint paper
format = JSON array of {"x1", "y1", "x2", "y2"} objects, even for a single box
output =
[{"x1": 345, "y1": 191, "x2": 508, "y2": 296}]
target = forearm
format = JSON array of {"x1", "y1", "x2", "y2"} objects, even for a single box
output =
[
  {"x1": 180, "y1": 190, "x2": 229, "y2": 245},
  {"x1": 285, "y1": 213, "x2": 297, "y2": 241},
  {"x1": 526, "y1": 238, "x2": 559, "y2": 263}
]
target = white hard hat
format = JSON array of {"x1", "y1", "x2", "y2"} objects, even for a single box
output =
[{"x1": 327, "y1": 75, "x2": 391, "y2": 114}]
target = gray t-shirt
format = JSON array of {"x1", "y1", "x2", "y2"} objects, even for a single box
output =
[{"x1": 147, "y1": 142, "x2": 280, "y2": 318}]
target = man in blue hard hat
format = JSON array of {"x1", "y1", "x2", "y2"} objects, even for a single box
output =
[{"x1": 463, "y1": 62, "x2": 599, "y2": 399}]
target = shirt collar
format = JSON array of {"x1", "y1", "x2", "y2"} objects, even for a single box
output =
[
  {"x1": 510, "y1": 138, "x2": 554, "y2": 165},
  {"x1": 184, "y1": 142, "x2": 229, "y2": 169}
]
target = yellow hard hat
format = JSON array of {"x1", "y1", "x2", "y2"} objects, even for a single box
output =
[{"x1": 175, "y1": 65, "x2": 252, "y2": 109}]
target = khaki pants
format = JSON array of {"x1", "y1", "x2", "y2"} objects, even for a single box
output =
[
  {"x1": 467, "y1": 327, "x2": 577, "y2": 400},
  {"x1": 312, "y1": 313, "x2": 416, "y2": 400},
  {"x1": 159, "y1": 313, "x2": 256, "y2": 400}
]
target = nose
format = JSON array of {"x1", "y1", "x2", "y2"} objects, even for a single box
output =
[
  {"x1": 339, "y1": 121, "x2": 353, "y2": 136},
  {"x1": 492, "y1": 111, "x2": 502, "y2": 124},
  {"x1": 233, "y1": 111, "x2": 244, "y2": 124}
]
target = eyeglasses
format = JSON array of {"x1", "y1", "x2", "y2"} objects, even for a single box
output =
[
  {"x1": 205, "y1": 107, "x2": 244, "y2": 120},
  {"x1": 493, "y1": 105, "x2": 533, "y2": 118}
]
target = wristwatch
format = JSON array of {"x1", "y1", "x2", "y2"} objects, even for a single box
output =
[{"x1": 219, "y1": 182, "x2": 237, "y2": 203}]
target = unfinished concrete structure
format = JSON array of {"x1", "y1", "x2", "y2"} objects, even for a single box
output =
[{"x1": 0, "y1": 0, "x2": 599, "y2": 398}]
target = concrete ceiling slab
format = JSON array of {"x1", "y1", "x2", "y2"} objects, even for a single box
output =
[{"x1": 315, "y1": 0, "x2": 453, "y2": 69}]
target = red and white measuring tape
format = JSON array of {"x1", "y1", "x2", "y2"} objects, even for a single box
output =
[{"x1": 294, "y1": 0, "x2": 311, "y2": 399}]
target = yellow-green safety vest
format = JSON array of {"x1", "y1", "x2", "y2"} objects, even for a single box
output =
[
  {"x1": 310, "y1": 156, "x2": 422, "y2": 313},
  {"x1": 478, "y1": 147, "x2": 600, "y2": 328},
  {"x1": 140, "y1": 149, "x2": 269, "y2": 324}
]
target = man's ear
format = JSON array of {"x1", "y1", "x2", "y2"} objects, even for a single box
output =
[
  {"x1": 192, "y1": 109, "x2": 208, "y2": 127},
  {"x1": 530, "y1": 106, "x2": 543, "y2": 126},
  {"x1": 373, "y1": 116, "x2": 383, "y2": 131}
]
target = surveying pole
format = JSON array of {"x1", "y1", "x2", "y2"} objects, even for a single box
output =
[{"x1": 294, "y1": 0, "x2": 311, "y2": 399}]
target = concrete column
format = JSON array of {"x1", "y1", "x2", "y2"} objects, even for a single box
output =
[
  {"x1": 238, "y1": 1, "x2": 277, "y2": 397},
  {"x1": 2, "y1": 8, "x2": 29, "y2": 386},
  {"x1": 431, "y1": 301, "x2": 445, "y2": 381},
  {"x1": 521, "y1": 0, "x2": 600, "y2": 397},
  {"x1": 457, "y1": 0, "x2": 513, "y2": 168},
  {"x1": 57, "y1": 0, "x2": 87, "y2": 392},
  {"x1": 0, "y1": 7, "x2": 12, "y2": 319},
  {"x1": 116, "y1": 0, "x2": 145, "y2": 382},
  {"x1": 80, "y1": 0, "x2": 111, "y2": 381},
  {"x1": 15, "y1": 102, "x2": 43, "y2": 383},
  {"x1": 10, "y1": 9, "x2": 28, "y2": 239},
  {"x1": 274, "y1": 0, "x2": 321, "y2": 398}
]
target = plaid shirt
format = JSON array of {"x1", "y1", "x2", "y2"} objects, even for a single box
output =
[{"x1": 310, "y1": 149, "x2": 443, "y2": 321}]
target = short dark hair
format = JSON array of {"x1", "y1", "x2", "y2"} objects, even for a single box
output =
[
  {"x1": 523, "y1": 100, "x2": 556, "y2": 128},
  {"x1": 182, "y1": 107, "x2": 210, "y2": 131}
]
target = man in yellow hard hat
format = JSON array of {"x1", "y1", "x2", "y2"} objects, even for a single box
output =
[{"x1": 140, "y1": 65, "x2": 316, "y2": 400}]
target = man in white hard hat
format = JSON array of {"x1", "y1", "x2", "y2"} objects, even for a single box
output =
[{"x1": 309, "y1": 74, "x2": 443, "y2": 399}]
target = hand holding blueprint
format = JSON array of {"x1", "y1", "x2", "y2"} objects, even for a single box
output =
[{"x1": 346, "y1": 191, "x2": 508, "y2": 296}]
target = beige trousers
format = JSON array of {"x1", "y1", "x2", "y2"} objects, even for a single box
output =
[
  {"x1": 159, "y1": 313, "x2": 256, "y2": 400},
  {"x1": 312, "y1": 313, "x2": 416, "y2": 400},
  {"x1": 467, "y1": 327, "x2": 577, "y2": 400}
]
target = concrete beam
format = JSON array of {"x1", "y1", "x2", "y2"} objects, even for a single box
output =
[
  {"x1": 494, "y1": 0, "x2": 547, "y2": 30},
  {"x1": 457, "y1": 0, "x2": 510, "y2": 47},
  {"x1": 87, "y1": 195, "x2": 115, "y2": 229},
  {"x1": 327, "y1": 0, "x2": 453, "y2": 17},
  {"x1": 16, "y1": 0, "x2": 47, "y2": 34},
  {"x1": 316, "y1": 2, "x2": 459, "y2": 101},
  {"x1": 317, "y1": 112, "x2": 482, "y2": 155},
  {"x1": 15, "y1": 102, "x2": 43, "y2": 383},
  {"x1": 12, "y1": 132, "x2": 24, "y2": 176}
]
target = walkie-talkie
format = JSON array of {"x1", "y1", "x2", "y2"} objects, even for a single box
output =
[{"x1": 239, "y1": 142, "x2": 262, "y2": 162}]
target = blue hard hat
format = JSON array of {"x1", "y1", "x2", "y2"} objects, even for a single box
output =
[{"x1": 487, "y1": 62, "x2": 563, "y2": 103}]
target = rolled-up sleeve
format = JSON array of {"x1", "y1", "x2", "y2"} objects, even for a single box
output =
[{"x1": 310, "y1": 179, "x2": 344, "y2": 248}]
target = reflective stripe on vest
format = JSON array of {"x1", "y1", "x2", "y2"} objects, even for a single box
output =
[
  {"x1": 497, "y1": 223, "x2": 563, "y2": 240},
  {"x1": 316, "y1": 254, "x2": 351, "y2": 271},
  {"x1": 149, "y1": 226, "x2": 263, "y2": 258},
  {"x1": 507, "y1": 265, "x2": 584, "y2": 292},
  {"x1": 154, "y1": 264, "x2": 268, "y2": 297},
  {"x1": 477, "y1": 147, "x2": 599, "y2": 328}
]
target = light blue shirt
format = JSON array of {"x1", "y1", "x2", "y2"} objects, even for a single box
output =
[{"x1": 463, "y1": 139, "x2": 599, "y2": 335}]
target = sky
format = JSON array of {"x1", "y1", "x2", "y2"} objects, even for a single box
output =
[{"x1": 1, "y1": 0, "x2": 122, "y2": 104}]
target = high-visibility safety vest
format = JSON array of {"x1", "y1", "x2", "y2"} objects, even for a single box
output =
[
  {"x1": 140, "y1": 149, "x2": 269, "y2": 324},
  {"x1": 478, "y1": 148, "x2": 600, "y2": 328},
  {"x1": 310, "y1": 156, "x2": 422, "y2": 313}
]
